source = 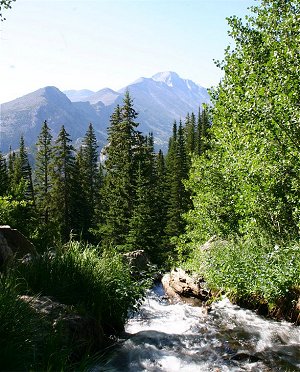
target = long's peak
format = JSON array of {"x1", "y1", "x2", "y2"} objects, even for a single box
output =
[{"x1": 152, "y1": 71, "x2": 179, "y2": 81}]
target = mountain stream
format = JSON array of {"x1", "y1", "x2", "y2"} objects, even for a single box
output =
[{"x1": 95, "y1": 283, "x2": 300, "y2": 371}]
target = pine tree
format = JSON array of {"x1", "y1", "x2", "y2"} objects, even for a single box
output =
[
  {"x1": 196, "y1": 106, "x2": 210, "y2": 156},
  {"x1": 165, "y1": 121, "x2": 180, "y2": 238},
  {"x1": 12, "y1": 136, "x2": 34, "y2": 201},
  {"x1": 5, "y1": 137, "x2": 35, "y2": 237},
  {"x1": 165, "y1": 120, "x2": 189, "y2": 240},
  {"x1": 126, "y1": 133, "x2": 159, "y2": 257},
  {"x1": 101, "y1": 93, "x2": 141, "y2": 249},
  {"x1": 76, "y1": 123, "x2": 100, "y2": 238},
  {"x1": 0, "y1": 152, "x2": 8, "y2": 196},
  {"x1": 185, "y1": 112, "x2": 196, "y2": 156},
  {"x1": 34, "y1": 120, "x2": 53, "y2": 224},
  {"x1": 7, "y1": 146, "x2": 15, "y2": 192},
  {"x1": 50, "y1": 125, "x2": 77, "y2": 242},
  {"x1": 152, "y1": 148, "x2": 168, "y2": 262}
]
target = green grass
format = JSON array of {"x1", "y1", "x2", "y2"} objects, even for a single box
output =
[
  {"x1": 0, "y1": 275, "x2": 70, "y2": 371},
  {"x1": 183, "y1": 236, "x2": 300, "y2": 307},
  {"x1": 1, "y1": 240, "x2": 147, "y2": 370},
  {"x1": 15, "y1": 240, "x2": 146, "y2": 332}
]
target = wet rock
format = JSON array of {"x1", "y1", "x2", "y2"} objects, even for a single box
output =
[
  {"x1": 161, "y1": 273, "x2": 181, "y2": 303},
  {"x1": 162, "y1": 268, "x2": 211, "y2": 304},
  {"x1": 230, "y1": 352, "x2": 261, "y2": 363}
]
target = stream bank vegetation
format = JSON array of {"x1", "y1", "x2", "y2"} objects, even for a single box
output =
[
  {"x1": 177, "y1": 0, "x2": 300, "y2": 322},
  {"x1": 0, "y1": 240, "x2": 147, "y2": 370}
]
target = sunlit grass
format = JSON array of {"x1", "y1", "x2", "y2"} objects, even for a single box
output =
[{"x1": 15, "y1": 240, "x2": 146, "y2": 332}]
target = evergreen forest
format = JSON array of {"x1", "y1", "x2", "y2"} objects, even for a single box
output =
[{"x1": 0, "y1": 91, "x2": 210, "y2": 264}]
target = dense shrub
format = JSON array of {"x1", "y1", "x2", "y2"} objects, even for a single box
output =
[{"x1": 183, "y1": 236, "x2": 300, "y2": 306}]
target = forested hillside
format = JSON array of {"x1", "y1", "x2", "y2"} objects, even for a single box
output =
[{"x1": 0, "y1": 90, "x2": 209, "y2": 264}]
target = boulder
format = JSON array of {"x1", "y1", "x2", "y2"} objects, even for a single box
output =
[
  {"x1": 162, "y1": 268, "x2": 211, "y2": 304},
  {"x1": 0, "y1": 230, "x2": 13, "y2": 266},
  {"x1": 20, "y1": 295, "x2": 105, "y2": 359},
  {"x1": 0, "y1": 225, "x2": 36, "y2": 266},
  {"x1": 123, "y1": 249, "x2": 150, "y2": 272},
  {"x1": 161, "y1": 273, "x2": 181, "y2": 302}
]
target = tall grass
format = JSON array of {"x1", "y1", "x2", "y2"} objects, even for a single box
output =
[
  {"x1": 183, "y1": 236, "x2": 300, "y2": 306},
  {"x1": 15, "y1": 240, "x2": 146, "y2": 332},
  {"x1": 0, "y1": 275, "x2": 70, "y2": 371},
  {"x1": 1, "y1": 241, "x2": 147, "y2": 370}
]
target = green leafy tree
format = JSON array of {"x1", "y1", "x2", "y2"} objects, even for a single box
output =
[
  {"x1": 184, "y1": 0, "x2": 300, "y2": 247},
  {"x1": 0, "y1": 0, "x2": 15, "y2": 21}
]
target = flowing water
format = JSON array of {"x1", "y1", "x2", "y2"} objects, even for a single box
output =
[{"x1": 95, "y1": 283, "x2": 300, "y2": 371}]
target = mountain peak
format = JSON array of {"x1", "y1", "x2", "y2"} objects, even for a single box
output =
[
  {"x1": 1, "y1": 71, "x2": 210, "y2": 153},
  {"x1": 152, "y1": 71, "x2": 180, "y2": 87}
]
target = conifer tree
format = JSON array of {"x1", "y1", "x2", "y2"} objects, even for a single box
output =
[
  {"x1": 165, "y1": 122, "x2": 181, "y2": 238},
  {"x1": 50, "y1": 125, "x2": 77, "y2": 242},
  {"x1": 34, "y1": 120, "x2": 53, "y2": 224},
  {"x1": 165, "y1": 120, "x2": 189, "y2": 240},
  {"x1": 0, "y1": 152, "x2": 8, "y2": 196},
  {"x1": 12, "y1": 136, "x2": 34, "y2": 201},
  {"x1": 7, "y1": 146, "x2": 15, "y2": 192},
  {"x1": 152, "y1": 148, "x2": 168, "y2": 261},
  {"x1": 75, "y1": 123, "x2": 101, "y2": 239},
  {"x1": 126, "y1": 133, "x2": 159, "y2": 257},
  {"x1": 6, "y1": 137, "x2": 35, "y2": 236},
  {"x1": 196, "y1": 106, "x2": 210, "y2": 156},
  {"x1": 185, "y1": 112, "x2": 196, "y2": 156},
  {"x1": 101, "y1": 92, "x2": 141, "y2": 249}
]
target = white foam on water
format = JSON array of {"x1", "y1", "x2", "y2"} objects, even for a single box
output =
[{"x1": 94, "y1": 285, "x2": 300, "y2": 372}]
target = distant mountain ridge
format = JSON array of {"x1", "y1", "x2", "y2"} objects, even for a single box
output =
[{"x1": 0, "y1": 72, "x2": 210, "y2": 153}]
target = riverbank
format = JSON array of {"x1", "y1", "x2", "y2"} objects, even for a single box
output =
[
  {"x1": 161, "y1": 266, "x2": 300, "y2": 325},
  {"x1": 0, "y1": 240, "x2": 147, "y2": 371},
  {"x1": 177, "y1": 236, "x2": 300, "y2": 326}
]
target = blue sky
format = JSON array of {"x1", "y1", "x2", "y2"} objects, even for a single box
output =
[{"x1": 0, "y1": 0, "x2": 257, "y2": 103}]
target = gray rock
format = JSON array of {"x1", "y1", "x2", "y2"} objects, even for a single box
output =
[
  {"x1": 162, "y1": 268, "x2": 211, "y2": 304},
  {"x1": 20, "y1": 295, "x2": 105, "y2": 358},
  {"x1": 0, "y1": 225, "x2": 36, "y2": 267},
  {"x1": 123, "y1": 249, "x2": 150, "y2": 272}
]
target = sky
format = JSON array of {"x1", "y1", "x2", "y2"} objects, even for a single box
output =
[{"x1": 0, "y1": 0, "x2": 257, "y2": 103}]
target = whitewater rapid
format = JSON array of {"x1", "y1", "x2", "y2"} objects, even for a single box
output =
[{"x1": 95, "y1": 283, "x2": 300, "y2": 371}]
